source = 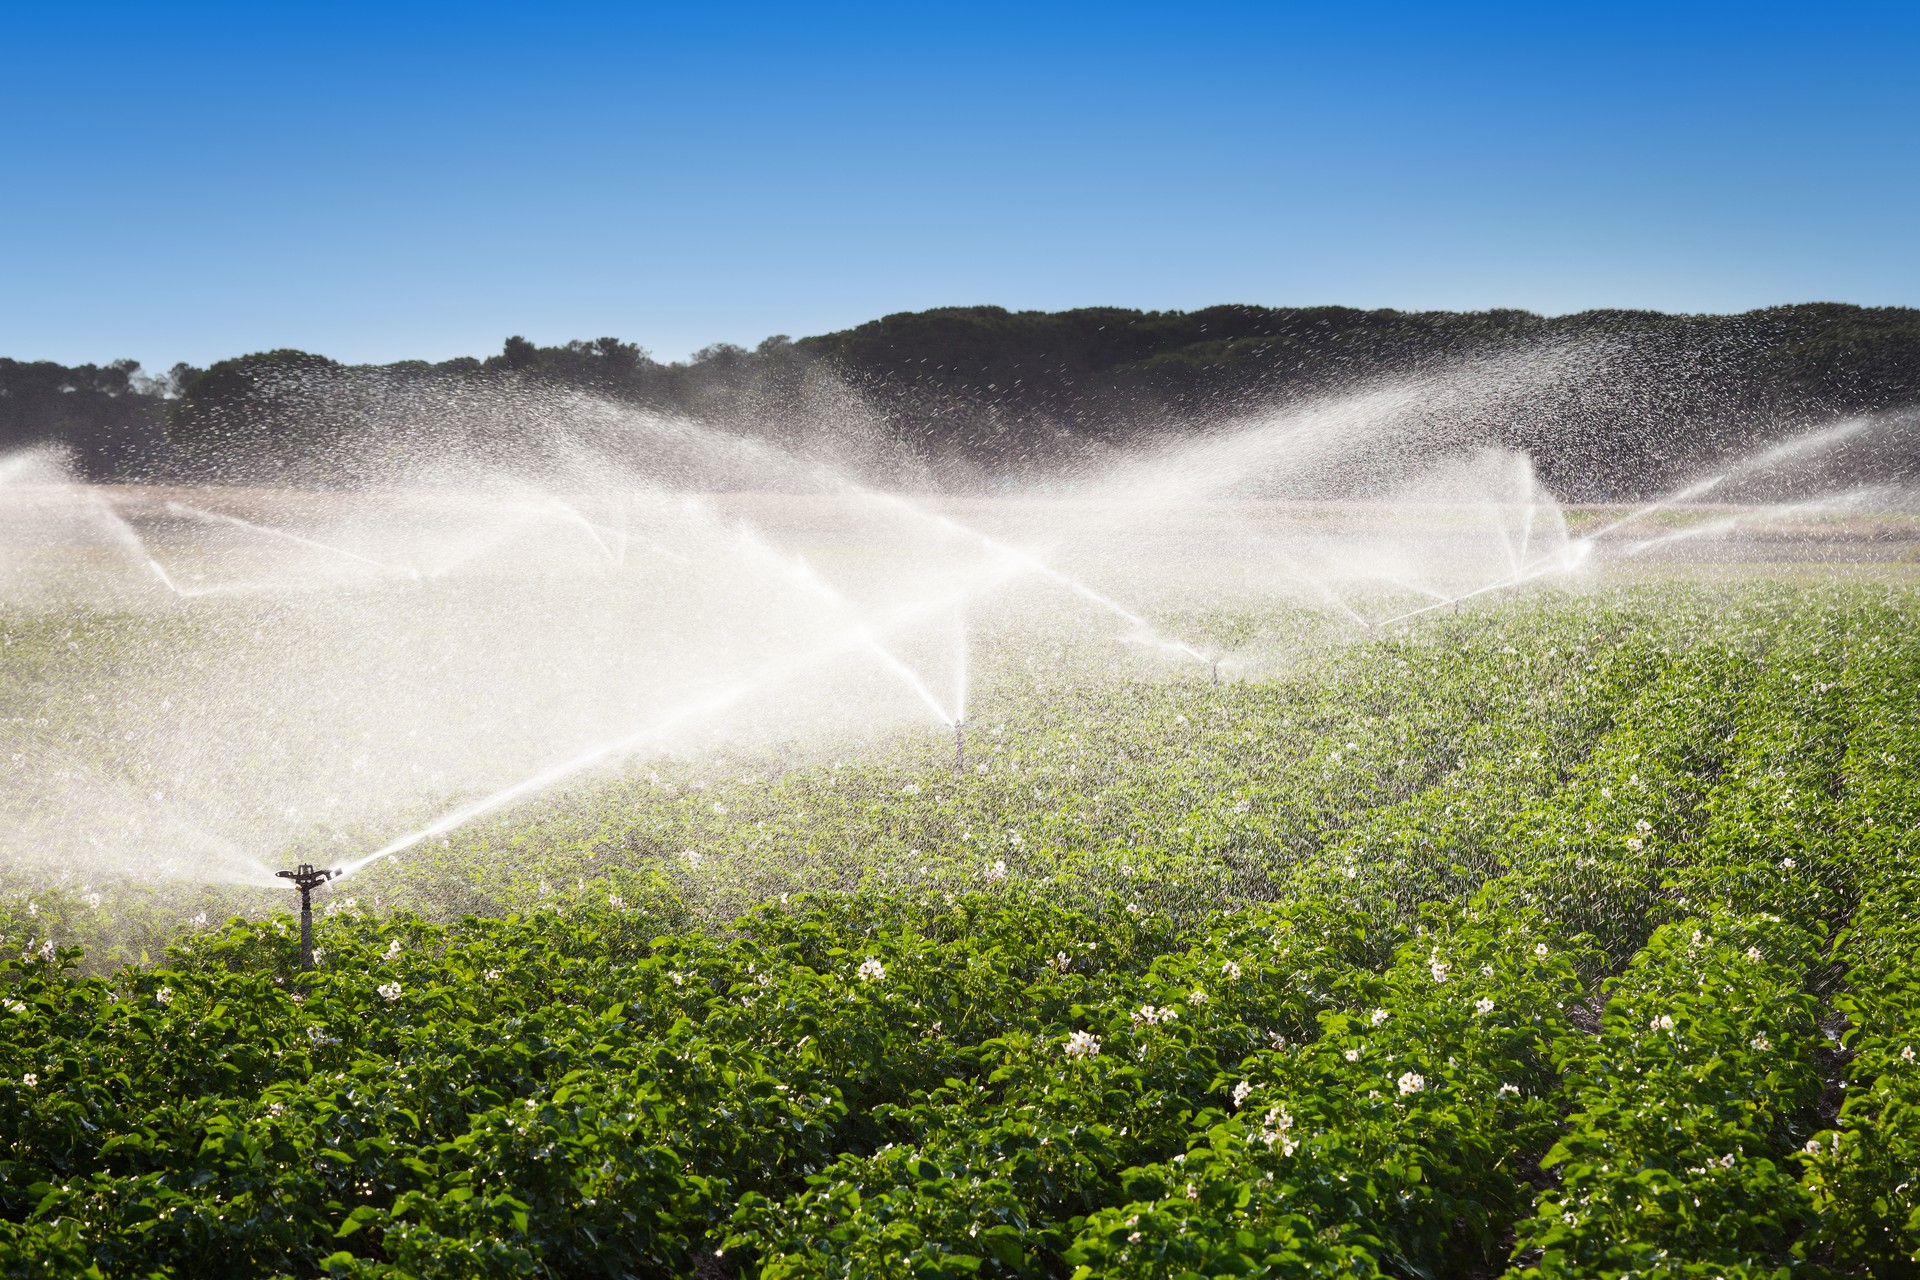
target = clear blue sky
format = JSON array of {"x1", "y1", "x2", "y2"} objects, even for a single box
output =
[{"x1": 4, "y1": 1, "x2": 1916, "y2": 372}]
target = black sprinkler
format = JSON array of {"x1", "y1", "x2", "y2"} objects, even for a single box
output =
[{"x1": 276, "y1": 863, "x2": 338, "y2": 972}]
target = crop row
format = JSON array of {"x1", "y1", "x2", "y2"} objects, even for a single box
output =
[
  {"x1": 1795, "y1": 616, "x2": 1920, "y2": 1273},
  {"x1": 1508, "y1": 913, "x2": 1825, "y2": 1277}
]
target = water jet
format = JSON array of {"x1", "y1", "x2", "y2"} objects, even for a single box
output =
[{"x1": 165, "y1": 501, "x2": 422, "y2": 581}]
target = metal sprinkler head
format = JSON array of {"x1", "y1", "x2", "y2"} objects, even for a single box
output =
[
  {"x1": 276, "y1": 863, "x2": 338, "y2": 973},
  {"x1": 276, "y1": 863, "x2": 336, "y2": 894},
  {"x1": 952, "y1": 718, "x2": 969, "y2": 773}
]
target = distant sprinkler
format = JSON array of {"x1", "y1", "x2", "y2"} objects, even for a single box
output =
[{"x1": 275, "y1": 863, "x2": 338, "y2": 973}]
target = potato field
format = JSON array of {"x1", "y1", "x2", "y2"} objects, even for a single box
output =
[{"x1": 5, "y1": 581, "x2": 1920, "y2": 1278}]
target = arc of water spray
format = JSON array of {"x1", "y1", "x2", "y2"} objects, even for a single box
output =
[
  {"x1": 330, "y1": 560, "x2": 1031, "y2": 882},
  {"x1": 145, "y1": 558, "x2": 182, "y2": 595},
  {"x1": 1579, "y1": 473, "x2": 1730, "y2": 543},
  {"x1": 529, "y1": 496, "x2": 694, "y2": 566},
  {"x1": 510, "y1": 495, "x2": 697, "y2": 567},
  {"x1": 565, "y1": 429, "x2": 1221, "y2": 677},
  {"x1": 165, "y1": 502, "x2": 422, "y2": 582},
  {"x1": 857, "y1": 490, "x2": 1220, "y2": 673},
  {"x1": 38, "y1": 477, "x2": 186, "y2": 595},
  {"x1": 1514, "y1": 496, "x2": 1538, "y2": 581},
  {"x1": 537, "y1": 497, "x2": 622, "y2": 565},
  {"x1": 498, "y1": 413, "x2": 1218, "y2": 677},
  {"x1": 1580, "y1": 412, "x2": 1890, "y2": 546},
  {"x1": 5, "y1": 728, "x2": 270, "y2": 884},
  {"x1": 1347, "y1": 459, "x2": 1583, "y2": 632},
  {"x1": 1622, "y1": 486, "x2": 1892, "y2": 557},
  {"x1": 332, "y1": 680, "x2": 756, "y2": 880},
  {"x1": 1382, "y1": 574, "x2": 1453, "y2": 603},
  {"x1": 370, "y1": 492, "x2": 581, "y2": 582},
  {"x1": 1371, "y1": 547, "x2": 1586, "y2": 628},
  {"x1": 1281, "y1": 555, "x2": 1372, "y2": 632},
  {"x1": 722, "y1": 521, "x2": 960, "y2": 726},
  {"x1": 1022, "y1": 559, "x2": 1213, "y2": 666},
  {"x1": 604, "y1": 495, "x2": 694, "y2": 565},
  {"x1": 1483, "y1": 497, "x2": 1523, "y2": 582}
]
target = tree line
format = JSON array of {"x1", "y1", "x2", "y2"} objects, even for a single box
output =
[{"x1": 3, "y1": 302, "x2": 1917, "y2": 498}]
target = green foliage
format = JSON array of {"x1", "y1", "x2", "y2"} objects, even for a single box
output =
[
  {"x1": 1508, "y1": 914, "x2": 1825, "y2": 1277},
  {"x1": 7, "y1": 583, "x2": 1920, "y2": 1275}
]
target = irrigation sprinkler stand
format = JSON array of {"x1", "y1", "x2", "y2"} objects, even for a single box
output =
[
  {"x1": 953, "y1": 719, "x2": 968, "y2": 773},
  {"x1": 1209, "y1": 658, "x2": 1220, "y2": 686},
  {"x1": 276, "y1": 863, "x2": 337, "y2": 975}
]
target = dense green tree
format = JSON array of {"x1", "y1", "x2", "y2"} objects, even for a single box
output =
[
  {"x1": 7, "y1": 304, "x2": 1917, "y2": 494},
  {"x1": 164, "y1": 349, "x2": 343, "y2": 451},
  {"x1": 0, "y1": 357, "x2": 168, "y2": 478}
]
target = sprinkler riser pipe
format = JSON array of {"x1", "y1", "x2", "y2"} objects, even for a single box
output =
[
  {"x1": 299, "y1": 889, "x2": 314, "y2": 972},
  {"x1": 276, "y1": 863, "x2": 337, "y2": 976}
]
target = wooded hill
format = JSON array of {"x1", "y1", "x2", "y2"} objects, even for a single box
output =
[{"x1": 4, "y1": 303, "x2": 1917, "y2": 499}]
